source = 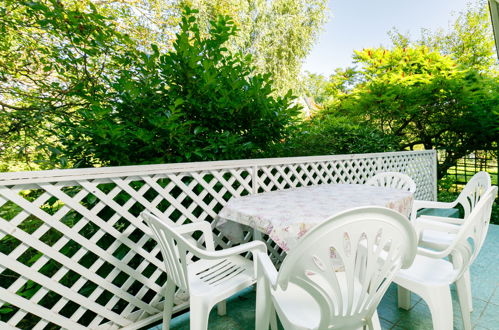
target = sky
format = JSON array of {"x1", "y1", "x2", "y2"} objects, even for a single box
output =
[{"x1": 302, "y1": 0, "x2": 473, "y2": 76}]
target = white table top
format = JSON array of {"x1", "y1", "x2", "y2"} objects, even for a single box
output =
[{"x1": 216, "y1": 183, "x2": 413, "y2": 251}]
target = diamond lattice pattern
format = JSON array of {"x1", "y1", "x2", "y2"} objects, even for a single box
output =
[{"x1": 0, "y1": 151, "x2": 435, "y2": 329}]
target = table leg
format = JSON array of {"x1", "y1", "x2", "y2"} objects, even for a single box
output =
[
  {"x1": 398, "y1": 285, "x2": 412, "y2": 310},
  {"x1": 253, "y1": 229, "x2": 263, "y2": 241}
]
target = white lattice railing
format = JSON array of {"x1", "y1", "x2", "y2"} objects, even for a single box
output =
[{"x1": 0, "y1": 150, "x2": 436, "y2": 329}]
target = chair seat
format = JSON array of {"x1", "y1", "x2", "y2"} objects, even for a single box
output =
[
  {"x1": 188, "y1": 255, "x2": 255, "y2": 297},
  {"x1": 395, "y1": 254, "x2": 456, "y2": 286},
  {"x1": 272, "y1": 282, "x2": 320, "y2": 330}
]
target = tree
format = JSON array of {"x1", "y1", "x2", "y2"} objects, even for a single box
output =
[
  {"x1": 304, "y1": 3, "x2": 499, "y2": 178},
  {"x1": 56, "y1": 7, "x2": 300, "y2": 166},
  {"x1": 323, "y1": 46, "x2": 499, "y2": 178},
  {"x1": 0, "y1": 1, "x2": 205, "y2": 170},
  {"x1": 271, "y1": 116, "x2": 399, "y2": 158},
  {"x1": 0, "y1": 0, "x2": 134, "y2": 169},
  {"x1": 301, "y1": 72, "x2": 329, "y2": 105},
  {"x1": 388, "y1": 2, "x2": 498, "y2": 72},
  {"x1": 419, "y1": 2, "x2": 498, "y2": 72},
  {"x1": 184, "y1": 0, "x2": 329, "y2": 93},
  {"x1": 0, "y1": 0, "x2": 328, "y2": 170},
  {"x1": 94, "y1": 0, "x2": 179, "y2": 51}
]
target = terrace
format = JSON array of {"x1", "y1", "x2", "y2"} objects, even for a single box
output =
[
  {"x1": 0, "y1": 150, "x2": 497, "y2": 329},
  {"x1": 1, "y1": 1, "x2": 498, "y2": 329},
  {"x1": 158, "y1": 224, "x2": 499, "y2": 330}
]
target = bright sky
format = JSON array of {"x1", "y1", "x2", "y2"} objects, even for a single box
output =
[{"x1": 303, "y1": 0, "x2": 473, "y2": 76}]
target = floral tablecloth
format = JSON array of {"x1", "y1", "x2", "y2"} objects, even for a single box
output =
[{"x1": 215, "y1": 184, "x2": 413, "y2": 251}]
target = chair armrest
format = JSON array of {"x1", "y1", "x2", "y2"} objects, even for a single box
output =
[
  {"x1": 192, "y1": 240, "x2": 267, "y2": 261},
  {"x1": 416, "y1": 238, "x2": 472, "y2": 262},
  {"x1": 175, "y1": 221, "x2": 215, "y2": 251},
  {"x1": 414, "y1": 219, "x2": 463, "y2": 259},
  {"x1": 416, "y1": 246, "x2": 451, "y2": 259},
  {"x1": 411, "y1": 199, "x2": 458, "y2": 221},
  {"x1": 412, "y1": 199, "x2": 457, "y2": 212},
  {"x1": 415, "y1": 217, "x2": 461, "y2": 236},
  {"x1": 417, "y1": 215, "x2": 464, "y2": 225},
  {"x1": 256, "y1": 251, "x2": 279, "y2": 290}
]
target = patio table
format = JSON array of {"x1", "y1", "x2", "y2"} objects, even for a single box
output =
[{"x1": 215, "y1": 183, "x2": 413, "y2": 251}]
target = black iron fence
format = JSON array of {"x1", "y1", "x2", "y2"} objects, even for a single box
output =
[
  {"x1": 438, "y1": 149, "x2": 498, "y2": 224},
  {"x1": 439, "y1": 150, "x2": 498, "y2": 188}
]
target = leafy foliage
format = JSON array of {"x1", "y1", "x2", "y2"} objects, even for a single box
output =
[
  {"x1": 323, "y1": 45, "x2": 499, "y2": 177},
  {"x1": 0, "y1": 0, "x2": 326, "y2": 170},
  {"x1": 418, "y1": 3, "x2": 498, "y2": 72},
  {"x1": 0, "y1": 0, "x2": 134, "y2": 169},
  {"x1": 271, "y1": 116, "x2": 399, "y2": 157},
  {"x1": 186, "y1": 0, "x2": 329, "y2": 93},
  {"x1": 57, "y1": 7, "x2": 300, "y2": 166},
  {"x1": 301, "y1": 72, "x2": 329, "y2": 105}
]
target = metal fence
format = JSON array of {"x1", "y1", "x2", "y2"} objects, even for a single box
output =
[
  {"x1": 440, "y1": 150, "x2": 499, "y2": 188},
  {"x1": 0, "y1": 150, "x2": 436, "y2": 329}
]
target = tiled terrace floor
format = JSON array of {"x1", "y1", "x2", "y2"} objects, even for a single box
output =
[{"x1": 151, "y1": 224, "x2": 499, "y2": 330}]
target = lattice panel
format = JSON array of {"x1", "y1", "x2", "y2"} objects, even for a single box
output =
[
  {"x1": 256, "y1": 158, "x2": 382, "y2": 193},
  {"x1": 0, "y1": 151, "x2": 436, "y2": 329},
  {"x1": 376, "y1": 151, "x2": 436, "y2": 200},
  {"x1": 0, "y1": 168, "x2": 253, "y2": 329}
]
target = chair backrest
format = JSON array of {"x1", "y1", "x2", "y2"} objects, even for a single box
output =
[
  {"x1": 455, "y1": 171, "x2": 491, "y2": 218},
  {"x1": 366, "y1": 172, "x2": 417, "y2": 193},
  {"x1": 451, "y1": 186, "x2": 497, "y2": 278},
  {"x1": 141, "y1": 211, "x2": 191, "y2": 292},
  {"x1": 276, "y1": 207, "x2": 417, "y2": 329}
]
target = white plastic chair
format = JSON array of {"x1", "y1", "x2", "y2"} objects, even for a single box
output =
[
  {"x1": 366, "y1": 172, "x2": 417, "y2": 193},
  {"x1": 141, "y1": 211, "x2": 266, "y2": 330},
  {"x1": 410, "y1": 171, "x2": 491, "y2": 311},
  {"x1": 395, "y1": 186, "x2": 497, "y2": 330},
  {"x1": 411, "y1": 171, "x2": 491, "y2": 226},
  {"x1": 255, "y1": 206, "x2": 417, "y2": 330}
]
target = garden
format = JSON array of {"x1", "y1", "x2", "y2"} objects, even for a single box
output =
[
  {"x1": 1, "y1": 0, "x2": 497, "y2": 221},
  {"x1": 0, "y1": 1, "x2": 498, "y2": 329}
]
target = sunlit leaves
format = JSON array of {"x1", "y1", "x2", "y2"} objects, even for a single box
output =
[
  {"x1": 327, "y1": 46, "x2": 498, "y2": 178},
  {"x1": 58, "y1": 8, "x2": 300, "y2": 166},
  {"x1": 187, "y1": 0, "x2": 329, "y2": 94}
]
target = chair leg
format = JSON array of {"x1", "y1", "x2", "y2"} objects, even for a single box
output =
[
  {"x1": 255, "y1": 280, "x2": 271, "y2": 330},
  {"x1": 369, "y1": 310, "x2": 381, "y2": 330},
  {"x1": 456, "y1": 275, "x2": 472, "y2": 330},
  {"x1": 270, "y1": 305, "x2": 278, "y2": 330},
  {"x1": 451, "y1": 253, "x2": 473, "y2": 312},
  {"x1": 419, "y1": 285, "x2": 453, "y2": 330},
  {"x1": 397, "y1": 285, "x2": 411, "y2": 310},
  {"x1": 463, "y1": 269, "x2": 473, "y2": 312},
  {"x1": 217, "y1": 300, "x2": 227, "y2": 316},
  {"x1": 190, "y1": 298, "x2": 211, "y2": 330},
  {"x1": 162, "y1": 280, "x2": 176, "y2": 330}
]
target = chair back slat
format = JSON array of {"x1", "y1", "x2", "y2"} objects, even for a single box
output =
[
  {"x1": 366, "y1": 172, "x2": 417, "y2": 193},
  {"x1": 141, "y1": 212, "x2": 191, "y2": 292},
  {"x1": 277, "y1": 207, "x2": 417, "y2": 329},
  {"x1": 452, "y1": 186, "x2": 497, "y2": 278},
  {"x1": 455, "y1": 171, "x2": 491, "y2": 218}
]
